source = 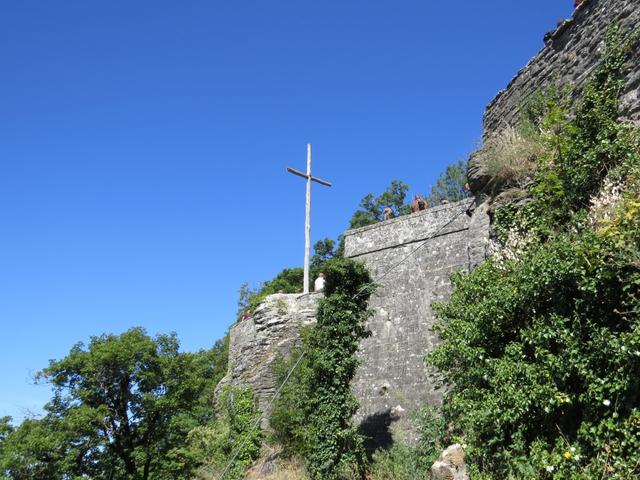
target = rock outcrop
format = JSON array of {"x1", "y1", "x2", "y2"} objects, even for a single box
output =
[
  {"x1": 469, "y1": 0, "x2": 639, "y2": 199},
  {"x1": 430, "y1": 444, "x2": 469, "y2": 480},
  {"x1": 219, "y1": 293, "x2": 320, "y2": 421}
]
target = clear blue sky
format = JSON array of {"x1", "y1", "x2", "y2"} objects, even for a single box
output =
[{"x1": 1, "y1": 0, "x2": 573, "y2": 420}]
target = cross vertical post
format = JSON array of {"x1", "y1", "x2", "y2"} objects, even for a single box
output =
[
  {"x1": 304, "y1": 144, "x2": 312, "y2": 294},
  {"x1": 286, "y1": 144, "x2": 332, "y2": 294}
]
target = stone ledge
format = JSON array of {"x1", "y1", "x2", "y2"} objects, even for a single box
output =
[{"x1": 344, "y1": 198, "x2": 474, "y2": 258}]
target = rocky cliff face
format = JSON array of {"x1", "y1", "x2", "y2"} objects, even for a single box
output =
[
  {"x1": 220, "y1": 293, "x2": 319, "y2": 421},
  {"x1": 483, "y1": 0, "x2": 640, "y2": 138}
]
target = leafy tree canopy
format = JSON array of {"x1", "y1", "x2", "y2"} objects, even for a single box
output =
[
  {"x1": 0, "y1": 328, "x2": 229, "y2": 480},
  {"x1": 238, "y1": 239, "x2": 340, "y2": 318},
  {"x1": 425, "y1": 159, "x2": 469, "y2": 205},
  {"x1": 348, "y1": 180, "x2": 411, "y2": 229}
]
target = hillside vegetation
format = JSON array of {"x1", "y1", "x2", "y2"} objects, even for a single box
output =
[{"x1": 429, "y1": 27, "x2": 640, "y2": 479}]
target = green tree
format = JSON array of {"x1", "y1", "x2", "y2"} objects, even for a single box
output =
[
  {"x1": 310, "y1": 238, "x2": 337, "y2": 277},
  {"x1": 186, "y1": 386, "x2": 262, "y2": 480},
  {"x1": 237, "y1": 282, "x2": 259, "y2": 318},
  {"x1": 0, "y1": 328, "x2": 229, "y2": 480},
  {"x1": 0, "y1": 418, "x2": 12, "y2": 444},
  {"x1": 426, "y1": 159, "x2": 469, "y2": 205},
  {"x1": 0, "y1": 416, "x2": 76, "y2": 480},
  {"x1": 239, "y1": 267, "x2": 305, "y2": 317},
  {"x1": 261, "y1": 268, "x2": 304, "y2": 295},
  {"x1": 348, "y1": 180, "x2": 410, "y2": 229}
]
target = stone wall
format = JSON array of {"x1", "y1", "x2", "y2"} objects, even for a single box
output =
[
  {"x1": 343, "y1": 198, "x2": 490, "y2": 439},
  {"x1": 483, "y1": 0, "x2": 640, "y2": 138},
  {"x1": 221, "y1": 200, "x2": 490, "y2": 436}
]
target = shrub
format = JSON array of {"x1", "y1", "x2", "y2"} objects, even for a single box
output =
[
  {"x1": 269, "y1": 346, "x2": 314, "y2": 460},
  {"x1": 364, "y1": 406, "x2": 445, "y2": 480},
  {"x1": 187, "y1": 386, "x2": 262, "y2": 480},
  {"x1": 428, "y1": 26, "x2": 640, "y2": 479}
]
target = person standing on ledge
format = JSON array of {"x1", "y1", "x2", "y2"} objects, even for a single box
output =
[
  {"x1": 411, "y1": 195, "x2": 429, "y2": 213},
  {"x1": 314, "y1": 272, "x2": 325, "y2": 292}
]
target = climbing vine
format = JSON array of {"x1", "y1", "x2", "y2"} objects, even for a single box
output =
[{"x1": 270, "y1": 257, "x2": 374, "y2": 480}]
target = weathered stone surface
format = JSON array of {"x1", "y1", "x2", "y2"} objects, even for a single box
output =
[
  {"x1": 488, "y1": 187, "x2": 531, "y2": 214},
  {"x1": 467, "y1": 149, "x2": 492, "y2": 195},
  {"x1": 430, "y1": 444, "x2": 469, "y2": 480},
  {"x1": 221, "y1": 293, "x2": 320, "y2": 421},
  {"x1": 344, "y1": 198, "x2": 490, "y2": 438},
  {"x1": 484, "y1": 0, "x2": 640, "y2": 139}
]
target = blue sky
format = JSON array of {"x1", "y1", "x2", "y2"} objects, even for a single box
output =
[{"x1": 0, "y1": 1, "x2": 573, "y2": 420}]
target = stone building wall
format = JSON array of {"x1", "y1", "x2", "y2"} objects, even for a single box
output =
[
  {"x1": 343, "y1": 198, "x2": 490, "y2": 438},
  {"x1": 483, "y1": 0, "x2": 640, "y2": 138}
]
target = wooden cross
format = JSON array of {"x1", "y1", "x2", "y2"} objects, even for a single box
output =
[{"x1": 287, "y1": 144, "x2": 332, "y2": 294}]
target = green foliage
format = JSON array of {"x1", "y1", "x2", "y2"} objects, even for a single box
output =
[
  {"x1": 310, "y1": 238, "x2": 338, "y2": 277},
  {"x1": 430, "y1": 229, "x2": 640, "y2": 478},
  {"x1": 348, "y1": 180, "x2": 410, "y2": 229},
  {"x1": 366, "y1": 446, "x2": 428, "y2": 480},
  {"x1": 270, "y1": 258, "x2": 374, "y2": 480},
  {"x1": 238, "y1": 238, "x2": 341, "y2": 319},
  {"x1": 518, "y1": 84, "x2": 573, "y2": 141},
  {"x1": 0, "y1": 418, "x2": 12, "y2": 458},
  {"x1": 494, "y1": 27, "x2": 640, "y2": 240},
  {"x1": 429, "y1": 26, "x2": 640, "y2": 479},
  {"x1": 259, "y1": 268, "x2": 304, "y2": 296},
  {"x1": 426, "y1": 160, "x2": 469, "y2": 205},
  {"x1": 561, "y1": 27, "x2": 639, "y2": 209},
  {"x1": 237, "y1": 281, "x2": 260, "y2": 317},
  {"x1": 239, "y1": 268, "x2": 305, "y2": 318},
  {"x1": 0, "y1": 328, "x2": 229, "y2": 480},
  {"x1": 269, "y1": 345, "x2": 314, "y2": 459},
  {"x1": 186, "y1": 386, "x2": 262, "y2": 480}
]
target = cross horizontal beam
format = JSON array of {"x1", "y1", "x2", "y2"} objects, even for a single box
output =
[{"x1": 286, "y1": 167, "x2": 333, "y2": 187}]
